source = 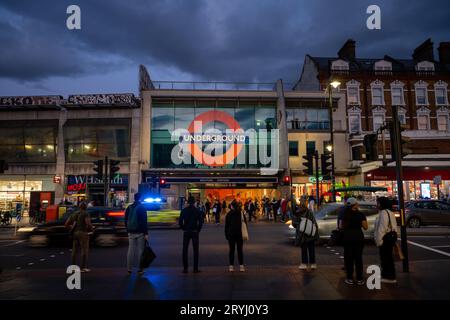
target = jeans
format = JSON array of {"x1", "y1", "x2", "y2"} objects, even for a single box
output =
[
  {"x1": 301, "y1": 240, "x2": 316, "y2": 264},
  {"x1": 127, "y1": 233, "x2": 145, "y2": 270},
  {"x1": 214, "y1": 212, "x2": 220, "y2": 224},
  {"x1": 71, "y1": 231, "x2": 89, "y2": 269},
  {"x1": 183, "y1": 231, "x2": 199, "y2": 271},
  {"x1": 379, "y1": 242, "x2": 396, "y2": 280},
  {"x1": 344, "y1": 242, "x2": 364, "y2": 280},
  {"x1": 228, "y1": 239, "x2": 244, "y2": 265}
]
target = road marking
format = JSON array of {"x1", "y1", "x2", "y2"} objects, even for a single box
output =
[
  {"x1": 59, "y1": 251, "x2": 64, "y2": 255},
  {"x1": 431, "y1": 245, "x2": 450, "y2": 248},
  {"x1": 408, "y1": 240, "x2": 450, "y2": 257},
  {"x1": 340, "y1": 256, "x2": 344, "y2": 259},
  {"x1": 40, "y1": 258, "x2": 46, "y2": 261},
  {"x1": 334, "y1": 253, "x2": 339, "y2": 255},
  {"x1": 16, "y1": 267, "x2": 21, "y2": 270},
  {"x1": 0, "y1": 240, "x2": 25, "y2": 247},
  {"x1": 50, "y1": 255, "x2": 55, "y2": 258},
  {"x1": 27, "y1": 262, "x2": 34, "y2": 266}
]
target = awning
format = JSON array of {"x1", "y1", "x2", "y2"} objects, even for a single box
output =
[{"x1": 365, "y1": 167, "x2": 450, "y2": 181}]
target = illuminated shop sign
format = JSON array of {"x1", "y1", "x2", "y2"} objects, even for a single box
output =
[
  {"x1": 0, "y1": 94, "x2": 137, "y2": 107},
  {"x1": 66, "y1": 175, "x2": 128, "y2": 194}
]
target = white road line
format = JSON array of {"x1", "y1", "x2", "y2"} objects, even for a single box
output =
[
  {"x1": 59, "y1": 251, "x2": 64, "y2": 255},
  {"x1": 431, "y1": 245, "x2": 450, "y2": 248},
  {"x1": 50, "y1": 255, "x2": 55, "y2": 258},
  {"x1": 40, "y1": 258, "x2": 46, "y2": 261},
  {"x1": 27, "y1": 262, "x2": 34, "y2": 266},
  {"x1": 334, "y1": 253, "x2": 339, "y2": 255},
  {"x1": 0, "y1": 240, "x2": 25, "y2": 247},
  {"x1": 16, "y1": 267, "x2": 21, "y2": 270},
  {"x1": 340, "y1": 256, "x2": 344, "y2": 259},
  {"x1": 407, "y1": 240, "x2": 450, "y2": 257}
]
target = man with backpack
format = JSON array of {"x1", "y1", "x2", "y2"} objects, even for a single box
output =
[
  {"x1": 179, "y1": 196, "x2": 204, "y2": 273},
  {"x1": 125, "y1": 193, "x2": 148, "y2": 275}
]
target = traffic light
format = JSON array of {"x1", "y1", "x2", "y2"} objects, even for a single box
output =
[
  {"x1": 159, "y1": 178, "x2": 169, "y2": 188},
  {"x1": 0, "y1": 160, "x2": 8, "y2": 174},
  {"x1": 302, "y1": 154, "x2": 314, "y2": 175},
  {"x1": 282, "y1": 175, "x2": 291, "y2": 185},
  {"x1": 93, "y1": 159, "x2": 104, "y2": 180},
  {"x1": 363, "y1": 134, "x2": 378, "y2": 161},
  {"x1": 109, "y1": 159, "x2": 121, "y2": 176},
  {"x1": 389, "y1": 121, "x2": 412, "y2": 161},
  {"x1": 321, "y1": 153, "x2": 332, "y2": 176}
]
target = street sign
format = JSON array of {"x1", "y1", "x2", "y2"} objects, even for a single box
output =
[
  {"x1": 16, "y1": 214, "x2": 21, "y2": 222},
  {"x1": 309, "y1": 176, "x2": 323, "y2": 183},
  {"x1": 433, "y1": 176, "x2": 442, "y2": 185}
]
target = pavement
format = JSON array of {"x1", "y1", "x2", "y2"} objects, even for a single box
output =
[{"x1": 1, "y1": 222, "x2": 450, "y2": 300}]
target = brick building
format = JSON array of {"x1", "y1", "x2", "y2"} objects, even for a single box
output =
[{"x1": 295, "y1": 39, "x2": 450, "y2": 200}]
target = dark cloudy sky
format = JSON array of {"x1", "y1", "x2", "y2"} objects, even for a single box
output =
[{"x1": 0, "y1": 0, "x2": 449, "y2": 95}]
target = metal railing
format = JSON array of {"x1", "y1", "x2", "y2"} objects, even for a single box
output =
[{"x1": 152, "y1": 81, "x2": 295, "y2": 91}]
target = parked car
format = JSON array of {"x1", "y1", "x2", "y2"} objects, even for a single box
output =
[
  {"x1": 405, "y1": 200, "x2": 450, "y2": 228},
  {"x1": 22, "y1": 206, "x2": 127, "y2": 247},
  {"x1": 286, "y1": 201, "x2": 399, "y2": 244}
]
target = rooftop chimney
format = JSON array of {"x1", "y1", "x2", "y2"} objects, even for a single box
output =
[
  {"x1": 413, "y1": 38, "x2": 434, "y2": 62},
  {"x1": 438, "y1": 42, "x2": 450, "y2": 66},
  {"x1": 338, "y1": 39, "x2": 356, "y2": 61}
]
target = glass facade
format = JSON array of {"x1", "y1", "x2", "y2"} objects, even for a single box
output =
[
  {"x1": 151, "y1": 101, "x2": 276, "y2": 168},
  {"x1": 64, "y1": 119, "x2": 131, "y2": 162},
  {"x1": 0, "y1": 122, "x2": 57, "y2": 163},
  {"x1": 286, "y1": 108, "x2": 329, "y2": 130}
]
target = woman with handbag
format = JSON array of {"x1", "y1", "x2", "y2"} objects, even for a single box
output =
[
  {"x1": 295, "y1": 203, "x2": 319, "y2": 270},
  {"x1": 374, "y1": 197, "x2": 398, "y2": 284},
  {"x1": 225, "y1": 200, "x2": 248, "y2": 272}
]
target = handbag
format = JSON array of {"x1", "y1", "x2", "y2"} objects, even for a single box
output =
[
  {"x1": 382, "y1": 210, "x2": 398, "y2": 246},
  {"x1": 140, "y1": 240, "x2": 156, "y2": 269},
  {"x1": 241, "y1": 212, "x2": 249, "y2": 241},
  {"x1": 328, "y1": 229, "x2": 343, "y2": 246}
]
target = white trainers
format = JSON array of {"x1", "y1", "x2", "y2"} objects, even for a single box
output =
[
  {"x1": 298, "y1": 264, "x2": 308, "y2": 270},
  {"x1": 229, "y1": 265, "x2": 235, "y2": 272},
  {"x1": 239, "y1": 265, "x2": 245, "y2": 272},
  {"x1": 310, "y1": 264, "x2": 317, "y2": 270}
]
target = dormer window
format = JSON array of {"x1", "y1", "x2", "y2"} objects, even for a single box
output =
[
  {"x1": 331, "y1": 59, "x2": 349, "y2": 71},
  {"x1": 374, "y1": 60, "x2": 392, "y2": 71},
  {"x1": 416, "y1": 61, "x2": 435, "y2": 72}
]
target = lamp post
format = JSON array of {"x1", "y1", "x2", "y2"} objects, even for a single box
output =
[{"x1": 328, "y1": 80, "x2": 341, "y2": 202}]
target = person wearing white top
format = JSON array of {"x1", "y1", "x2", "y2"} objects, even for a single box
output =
[{"x1": 374, "y1": 197, "x2": 398, "y2": 284}]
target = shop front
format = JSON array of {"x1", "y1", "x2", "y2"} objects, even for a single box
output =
[
  {"x1": 365, "y1": 167, "x2": 450, "y2": 200},
  {"x1": 0, "y1": 175, "x2": 56, "y2": 216},
  {"x1": 65, "y1": 174, "x2": 129, "y2": 206},
  {"x1": 291, "y1": 175, "x2": 349, "y2": 202}
]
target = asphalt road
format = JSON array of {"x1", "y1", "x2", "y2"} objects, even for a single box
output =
[{"x1": 1, "y1": 222, "x2": 450, "y2": 299}]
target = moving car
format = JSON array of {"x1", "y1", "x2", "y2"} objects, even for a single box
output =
[
  {"x1": 286, "y1": 201, "x2": 398, "y2": 244},
  {"x1": 22, "y1": 206, "x2": 127, "y2": 247},
  {"x1": 405, "y1": 200, "x2": 450, "y2": 228}
]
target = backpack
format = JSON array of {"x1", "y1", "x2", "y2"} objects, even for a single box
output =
[{"x1": 127, "y1": 204, "x2": 140, "y2": 232}]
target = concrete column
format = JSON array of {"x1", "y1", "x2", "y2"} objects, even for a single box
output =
[
  {"x1": 275, "y1": 79, "x2": 291, "y2": 198},
  {"x1": 129, "y1": 107, "x2": 142, "y2": 199},
  {"x1": 54, "y1": 109, "x2": 67, "y2": 204}
]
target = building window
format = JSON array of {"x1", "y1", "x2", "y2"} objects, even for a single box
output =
[
  {"x1": 331, "y1": 59, "x2": 349, "y2": 71},
  {"x1": 374, "y1": 60, "x2": 393, "y2": 74},
  {"x1": 416, "y1": 61, "x2": 435, "y2": 72},
  {"x1": 371, "y1": 87, "x2": 384, "y2": 105},
  {"x1": 417, "y1": 114, "x2": 429, "y2": 130},
  {"x1": 437, "y1": 115, "x2": 449, "y2": 131},
  {"x1": 416, "y1": 87, "x2": 428, "y2": 106},
  {"x1": 373, "y1": 114, "x2": 385, "y2": 131},
  {"x1": 306, "y1": 141, "x2": 316, "y2": 155},
  {"x1": 348, "y1": 113, "x2": 361, "y2": 134},
  {"x1": 289, "y1": 141, "x2": 299, "y2": 156},
  {"x1": 398, "y1": 113, "x2": 407, "y2": 125},
  {"x1": 286, "y1": 108, "x2": 329, "y2": 131},
  {"x1": 391, "y1": 87, "x2": 404, "y2": 105},
  {"x1": 351, "y1": 145, "x2": 363, "y2": 161},
  {"x1": 435, "y1": 87, "x2": 447, "y2": 105}
]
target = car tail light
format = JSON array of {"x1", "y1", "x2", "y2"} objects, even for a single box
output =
[{"x1": 107, "y1": 211, "x2": 125, "y2": 217}]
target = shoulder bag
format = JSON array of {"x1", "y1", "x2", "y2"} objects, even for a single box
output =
[{"x1": 382, "y1": 210, "x2": 398, "y2": 246}]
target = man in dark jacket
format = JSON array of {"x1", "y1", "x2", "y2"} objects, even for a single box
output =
[
  {"x1": 179, "y1": 196, "x2": 204, "y2": 273},
  {"x1": 125, "y1": 193, "x2": 148, "y2": 274}
]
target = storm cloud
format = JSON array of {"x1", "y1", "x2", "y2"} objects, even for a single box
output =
[{"x1": 0, "y1": 0, "x2": 449, "y2": 94}]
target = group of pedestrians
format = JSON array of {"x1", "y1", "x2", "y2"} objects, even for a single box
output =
[
  {"x1": 66, "y1": 193, "x2": 401, "y2": 286},
  {"x1": 195, "y1": 199, "x2": 226, "y2": 224}
]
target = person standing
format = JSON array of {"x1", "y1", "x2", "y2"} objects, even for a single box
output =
[
  {"x1": 65, "y1": 202, "x2": 93, "y2": 272},
  {"x1": 124, "y1": 193, "x2": 148, "y2": 275},
  {"x1": 374, "y1": 197, "x2": 398, "y2": 284},
  {"x1": 271, "y1": 198, "x2": 280, "y2": 222},
  {"x1": 308, "y1": 194, "x2": 316, "y2": 213},
  {"x1": 205, "y1": 199, "x2": 211, "y2": 223},
  {"x1": 294, "y1": 203, "x2": 319, "y2": 270},
  {"x1": 339, "y1": 198, "x2": 368, "y2": 285},
  {"x1": 212, "y1": 200, "x2": 222, "y2": 224},
  {"x1": 225, "y1": 200, "x2": 247, "y2": 272},
  {"x1": 179, "y1": 196, "x2": 204, "y2": 273},
  {"x1": 247, "y1": 199, "x2": 256, "y2": 222},
  {"x1": 221, "y1": 200, "x2": 227, "y2": 217}
]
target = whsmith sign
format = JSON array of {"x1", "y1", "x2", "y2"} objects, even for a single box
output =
[
  {"x1": 0, "y1": 94, "x2": 137, "y2": 107},
  {"x1": 66, "y1": 175, "x2": 129, "y2": 194}
]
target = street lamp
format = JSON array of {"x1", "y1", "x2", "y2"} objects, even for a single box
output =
[{"x1": 327, "y1": 80, "x2": 340, "y2": 202}]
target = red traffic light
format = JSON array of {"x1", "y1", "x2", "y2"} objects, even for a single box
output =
[
  {"x1": 283, "y1": 176, "x2": 291, "y2": 184},
  {"x1": 159, "y1": 178, "x2": 166, "y2": 185}
]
